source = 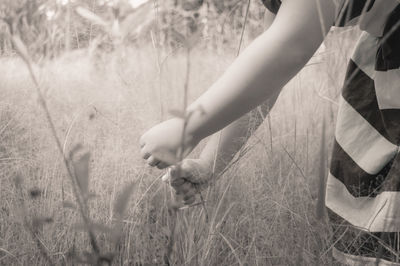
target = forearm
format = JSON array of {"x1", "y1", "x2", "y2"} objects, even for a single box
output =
[{"x1": 198, "y1": 95, "x2": 278, "y2": 176}]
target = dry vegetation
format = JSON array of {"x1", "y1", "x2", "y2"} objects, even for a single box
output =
[{"x1": 0, "y1": 1, "x2": 361, "y2": 265}]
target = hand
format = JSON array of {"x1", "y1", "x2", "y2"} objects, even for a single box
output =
[
  {"x1": 140, "y1": 118, "x2": 199, "y2": 169},
  {"x1": 162, "y1": 159, "x2": 213, "y2": 205}
]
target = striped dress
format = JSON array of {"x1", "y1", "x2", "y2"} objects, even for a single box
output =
[
  {"x1": 262, "y1": 0, "x2": 400, "y2": 264},
  {"x1": 327, "y1": 1, "x2": 400, "y2": 264}
]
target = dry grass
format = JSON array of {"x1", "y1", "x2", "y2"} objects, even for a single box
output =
[{"x1": 0, "y1": 27, "x2": 359, "y2": 265}]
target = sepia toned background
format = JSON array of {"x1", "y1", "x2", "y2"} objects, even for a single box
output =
[{"x1": 0, "y1": 0, "x2": 360, "y2": 265}]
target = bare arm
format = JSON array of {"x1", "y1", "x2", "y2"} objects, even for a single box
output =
[
  {"x1": 185, "y1": 0, "x2": 335, "y2": 143},
  {"x1": 197, "y1": 9, "x2": 279, "y2": 175},
  {"x1": 140, "y1": 0, "x2": 336, "y2": 167},
  {"x1": 196, "y1": 0, "x2": 335, "y2": 175}
]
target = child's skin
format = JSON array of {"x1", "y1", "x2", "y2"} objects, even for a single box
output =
[{"x1": 140, "y1": 0, "x2": 336, "y2": 205}]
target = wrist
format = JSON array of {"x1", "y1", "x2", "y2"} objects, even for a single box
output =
[
  {"x1": 185, "y1": 104, "x2": 207, "y2": 146},
  {"x1": 197, "y1": 156, "x2": 214, "y2": 170},
  {"x1": 172, "y1": 117, "x2": 200, "y2": 158}
]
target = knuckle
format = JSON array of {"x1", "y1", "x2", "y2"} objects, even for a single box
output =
[
  {"x1": 139, "y1": 134, "x2": 146, "y2": 145},
  {"x1": 184, "y1": 196, "x2": 195, "y2": 205},
  {"x1": 174, "y1": 188, "x2": 183, "y2": 196},
  {"x1": 160, "y1": 163, "x2": 170, "y2": 169},
  {"x1": 185, "y1": 187, "x2": 196, "y2": 197},
  {"x1": 141, "y1": 149, "x2": 150, "y2": 159},
  {"x1": 183, "y1": 193, "x2": 194, "y2": 201},
  {"x1": 147, "y1": 156, "x2": 157, "y2": 166},
  {"x1": 171, "y1": 178, "x2": 185, "y2": 187},
  {"x1": 178, "y1": 182, "x2": 191, "y2": 193},
  {"x1": 172, "y1": 187, "x2": 183, "y2": 196}
]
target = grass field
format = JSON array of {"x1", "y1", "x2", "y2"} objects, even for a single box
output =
[{"x1": 0, "y1": 27, "x2": 359, "y2": 265}]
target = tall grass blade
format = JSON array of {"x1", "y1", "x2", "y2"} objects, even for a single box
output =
[
  {"x1": 219, "y1": 232, "x2": 244, "y2": 266},
  {"x1": 237, "y1": 0, "x2": 251, "y2": 56},
  {"x1": 316, "y1": 118, "x2": 326, "y2": 220},
  {"x1": 113, "y1": 182, "x2": 135, "y2": 217},
  {"x1": 11, "y1": 35, "x2": 30, "y2": 64},
  {"x1": 73, "y1": 152, "x2": 90, "y2": 196}
]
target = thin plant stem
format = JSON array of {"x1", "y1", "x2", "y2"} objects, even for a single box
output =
[
  {"x1": 151, "y1": 0, "x2": 164, "y2": 120},
  {"x1": 237, "y1": 0, "x2": 251, "y2": 56},
  {"x1": 10, "y1": 35, "x2": 100, "y2": 255},
  {"x1": 166, "y1": 0, "x2": 253, "y2": 262}
]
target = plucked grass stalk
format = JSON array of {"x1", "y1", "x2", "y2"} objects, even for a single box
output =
[
  {"x1": 160, "y1": 2, "x2": 260, "y2": 254},
  {"x1": 10, "y1": 34, "x2": 101, "y2": 256},
  {"x1": 164, "y1": 42, "x2": 210, "y2": 264},
  {"x1": 181, "y1": 44, "x2": 209, "y2": 219},
  {"x1": 163, "y1": 39, "x2": 191, "y2": 265}
]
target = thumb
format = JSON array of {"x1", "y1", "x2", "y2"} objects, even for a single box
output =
[
  {"x1": 161, "y1": 168, "x2": 185, "y2": 190},
  {"x1": 178, "y1": 159, "x2": 206, "y2": 184},
  {"x1": 160, "y1": 165, "x2": 186, "y2": 184},
  {"x1": 161, "y1": 159, "x2": 207, "y2": 184},
  {"x1": 161, "y1": 160, "x2": 195, "y2": 181}
]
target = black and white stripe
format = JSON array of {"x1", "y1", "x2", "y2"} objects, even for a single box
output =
[{"x1": 327, "y1": 6, "x2": 400, "y2": 262}]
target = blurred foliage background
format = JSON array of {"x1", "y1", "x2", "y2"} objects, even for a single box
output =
[{"x1": 0, "y1": 0, "x2": 270, "y2": 59}]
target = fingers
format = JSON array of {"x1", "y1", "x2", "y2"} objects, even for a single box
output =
[
  {"x1": 139, "y1": 134, "x2": 146, "y2": 148},
  {"x1": 163, "y1": 161, "x2": 205, "y2": 193},
  {"x1": 156, "y1": 162, "x2": 169, "y2": 169},
  {"x1": 173, "y1": 182, "x2": 192, "y2": 195},
  {"x1": 139, "y1": 134, "x2": 156, "y2": 166},
  {"x1": 161, "y1": 168, "x2": 186, "y2": 187},
  {"x1": 140, "y1": 144, "x2": 171, "y2": 169},
  {"x1": 141, "y1": 148, "x2": 150, "y2": 160},
  {"x1": 169, "y1": 164, "x2": 193, "y2": 180},
  {"x1": 171, "y1": 178, "x2": 185, "y2": 187},
  {"x1": 173, "y1": 180, "x2": 198, "y2": 207},
  {"x1": 178, "y1": 160, "x2": 204, "y2": 183},
  {"x1": 179, "y1": 185, "x2": 197, "y2": 198},
  {"x1": 176, "y1": 185, "x2": 197, "y2": 206},
  {"x1": 147, "y1": 156, "x2": 159, "y2": 167},
  {"x1": 143, "y1": 154, "x2": 170, "y2": 168},
  {"x1": 141, "y1": 145, "x2": 169, "y2": 168},
  {"x1": 162, "y1": 167, "x2": 198, "y2": 206},
  {"x1": 183, "y1": 195, "x2": 196, "y2": 205}
]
